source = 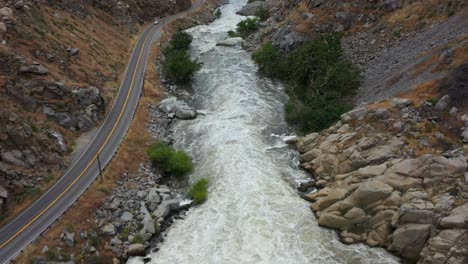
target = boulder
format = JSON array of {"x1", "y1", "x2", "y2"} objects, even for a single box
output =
[
  {"x1": 236, "y1": 1, "x2": 268, "y2": 16},
  {"x1": 354, "y1": 164, "x2": 387, "y2": 179},
  {"x1": 140, "y1": 202, "x2": 156, "y2": 234},
  {"x1": 439, "y1": 204, "x2": 468, "y2": 229},
  {"x1": 340, "y1": 107, "x2": 367, "y2": 122},
  {"x1": 18, "y1": 64, "x2": 49, "y2": 75},
  {"x1": 101, "y1": 224, "x2": 116, "y2": 235},
  {"x1": 216, "y1": 37, "x2": 243, "y2": 47},
  {"x1": 319, "y1": 211, "x2": 369, "y2": 229},
  {"x1": 0, "y1": 22, "x2": 6, "y2": 34},
  {"x1": 0, "y1": 185, "x2": 7, "y2": 199},
  {"x1": 154, "y1": 199, "x2": 179, "y2": 219},
  {"x1": 390, "y1": 224, "x2": 431, "y2": 260},
  {"x1": 397, "y1": 203, "x2": 434, "y2": 225},
  {"x1": 312, "y1": 188, "x2": 348, "y2": 211},
  {"x1": 297, "y1": 133, "x2": 320, "y2": 152},
  {"x1": 347, "y1": 180, "x2": 393, "y2": 207},
  {"x1": 0, "y1": 7, "x2": 13, "y2": 17},
  {"x1": 147, "y1": 188, "x2": 161, "y2": 204},
  {"x1": 434, "y1": 95, "x2": 451, "y2": 111},
  {"x1": 61, "y1": 231, "x2": 75, "y2": 247},
  {"x1": 271, "y1": 25, "x2": 305, "y2": 53},
  {"x1": 159, "y1": 97, "x2": 197, "y2": 120},
  {"x1": 120, "y1": 211, "x2": 134, "y2": 222},
  {"x1": 461, "y1": 127, "x2": 468, "y2": 143},
  {"x1": 127, "y1": 243, "x2": 146, "y2": 256},
  {"x1": 392, "y1": 98, "x2": 412, "y2": 109}
]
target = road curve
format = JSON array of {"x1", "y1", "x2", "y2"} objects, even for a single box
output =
[{"x1": 0, "y1": 1, "x2": 204, "y2": 262}]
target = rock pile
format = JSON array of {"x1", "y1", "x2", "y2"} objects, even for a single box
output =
[
  {"x1": 297, "y1": 97, "x2": 468, "y2": 263},
  {"x1": 92, "y1": 164, "x2": 191, "y2": 259}
]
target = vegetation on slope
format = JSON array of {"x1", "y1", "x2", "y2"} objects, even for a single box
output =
[
  {"x1": 253, "y1": 34, "x2": 360, "y2": 132},
  {"x1": 163, "y1": 30, "x2": 201, "y2": 83}
]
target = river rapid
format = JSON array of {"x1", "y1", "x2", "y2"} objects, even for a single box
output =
[{"x1": 128, "y1": 1, "x2": 399, "y2": 263}]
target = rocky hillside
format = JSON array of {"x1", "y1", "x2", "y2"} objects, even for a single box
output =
[{"x1": 0, "y1": 0, "x2": 182, "y2": 221}]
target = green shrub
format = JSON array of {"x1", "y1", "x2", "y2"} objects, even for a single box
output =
[
  {"x1": 147, "y1": 142, "x2": 194, "y2": 177},
  {"x1": 146, "y1": 141, "x2": 174, "y2": 164},
  {"x1": 163, "y1": 29, "x2": 200, "y2": 84},
  {"x1": 252, "y1": 33, "x2": 360, "y2": 133},
  {"x1": 167, "y1": 151, "x2": 194, "y2": 177},
  {"x1": 168, "y1": 30, "x2": 192, "y2": 50},
  {"x1": 252, "y1": 43, "x2": 285, "y2": 77},
  {"x1": 234, "y1": 18, "x2": 260, "y2": 39},
  {"x1": 164, "y1": 50, "x2": 201, "y2": 84},
  {"x1": 188, "y1": 178, "x2": 209, "y2": 204}
]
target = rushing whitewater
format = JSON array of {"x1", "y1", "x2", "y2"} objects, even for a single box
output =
[{"x1": 129, "y1": 1, "x2": 399, "y2": 263}]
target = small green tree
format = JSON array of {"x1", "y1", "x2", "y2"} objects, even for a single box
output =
[{"x1": 235, "y1": 18, "x2": 260, "y2": 38}]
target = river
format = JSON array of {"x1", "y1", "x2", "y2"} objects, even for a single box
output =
[{"x1": 128, "y1": 1, "x2": 399, "y2": 263}]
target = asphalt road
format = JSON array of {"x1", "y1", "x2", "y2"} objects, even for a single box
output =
[{"x1": 0, "y1": 1, "x2": 204, "y2": 262}]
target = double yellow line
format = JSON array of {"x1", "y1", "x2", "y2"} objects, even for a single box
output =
[{"x1": 0, "y1": 25, "x2": 157, "y2": 250}]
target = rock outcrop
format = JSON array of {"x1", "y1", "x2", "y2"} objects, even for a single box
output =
[
  {"x1": 297, "y1": 97, "x2": 468, "y2": 263},
  {"x1": 6, "y1": 80, "x2": 105, "y2": 132}
]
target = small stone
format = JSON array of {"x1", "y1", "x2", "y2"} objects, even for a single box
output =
[
  {"x1": 121, "y1": 211, "x2": 134, "y2": 222},
  {"x1": 41, "y1": 245, "x2": 49, "y2": 253},
  {"x1": 101, "y1": 224, "x2": 116, "y2": 235}
]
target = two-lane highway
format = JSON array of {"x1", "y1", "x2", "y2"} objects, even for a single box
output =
[{"x1": 0, "y1": 1, "x2": 204, "y2": 262}]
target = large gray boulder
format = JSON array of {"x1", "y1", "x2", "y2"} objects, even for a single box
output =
[{"x1": 390, "y1": 224, "x2": 431, "y2": 260}]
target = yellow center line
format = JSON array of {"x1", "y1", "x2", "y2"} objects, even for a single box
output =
[{"x1": 0, "y1": 25, "x2": 157, "y2": 250}]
